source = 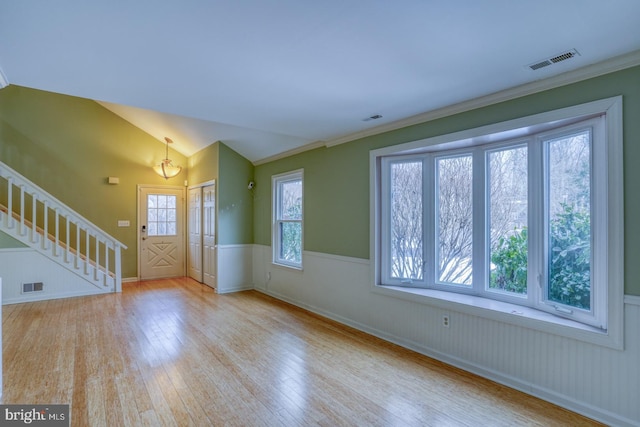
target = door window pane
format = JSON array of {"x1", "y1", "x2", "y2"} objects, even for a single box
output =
[
  {"x1": 158, "y1": 195, "x2": 167, "y2": 208},
  {"x1": 167, "y1": 223, "x2": 176, "y2": 235},
  {"x1": 437, "y1": 155, "x2": 473, "y2": 285},
  {"x1": 488, "y1": 146, "x2": 528, "y2": 294},
  {"x1": 148, "y1": 194, "x2": 178, "y2": 236}
]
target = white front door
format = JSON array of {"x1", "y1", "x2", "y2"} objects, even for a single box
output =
[
  {"x1": 139, "y1": 186, "x2": 185, "y2": 280},
  {"x1": 202, "y1": 183, "x2": 217, "y2": 289},
  {"x1": 188, "y1": 187, "x2": 203, "y2": 282}
]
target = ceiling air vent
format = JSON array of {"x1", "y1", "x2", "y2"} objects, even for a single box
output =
[
  {"x1": 528, "y1": 49, "x2": 580, "y2": 71},
  {"x1": 363, "y1": 114, "x2": 383, "y2": 122}
]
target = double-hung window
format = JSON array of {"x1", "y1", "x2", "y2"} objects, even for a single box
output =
[
  {"x1": 273, "y1": 169, "x2": 303, "y2": 268},
  {"x1": 372, "y1": 97, "x2": 623, "y2": 342}
]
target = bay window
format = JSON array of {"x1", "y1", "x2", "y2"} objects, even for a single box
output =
[{"x1": 371, "y1": 97, "x2": 623, "y2": 344}]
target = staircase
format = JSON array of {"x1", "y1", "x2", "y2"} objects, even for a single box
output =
[{"x1": 0, "y1": 161, "x2": 127, "y2": 292}]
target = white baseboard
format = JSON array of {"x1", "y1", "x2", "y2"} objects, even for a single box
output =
[
  {"x1": 217, "y1": 284, "x2": 253, "y2": 294},
  {"x1": 3, "y1": 287, "x2": 111, "y2": 305}
]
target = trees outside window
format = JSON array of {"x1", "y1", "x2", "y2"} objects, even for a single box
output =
[
  {"x1": 437, "y1": 155, "x2": 473, "y2": 285},
  {"x1": 390, "y1": 160, "x2": 423, "y2": 281},
  {"x1": 488, "y1": 145, "x2": 528, "y2": 295},
  {"x1": 546, "y1": 131, "x2": 592, "y2": 310}
]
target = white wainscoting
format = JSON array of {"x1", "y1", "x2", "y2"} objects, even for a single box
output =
[
  {"x1": 0, "y1": 276, "x2": 3, "y2": 399},
  {"x1": 0, "y1": 249, "x2": 112, "y2": 304},
  {"x1": 252, "y1": 244, "x2": 640, "y2": 427},
  {"x1": 217, "y1": 244, "x2": 253, "y2": 294}
]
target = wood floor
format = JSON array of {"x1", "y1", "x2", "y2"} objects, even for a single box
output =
[{"x1": 2, "y1": 277, "x2": 602, "y2": 426}]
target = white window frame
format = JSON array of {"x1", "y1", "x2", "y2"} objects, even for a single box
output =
[
  {"x1": 380, "y1": 155, "x2": 427, "y2": 287},
  {"x1": 272, "y1": 169, "x2": 304, "y2": 269},
  {"x1": 370, "y1": 97, "x2": 624, "y2": 349}
]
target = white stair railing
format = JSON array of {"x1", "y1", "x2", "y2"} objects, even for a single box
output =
[{"x1": 0, "y1": 162, "x2": 127, "y2": 292}]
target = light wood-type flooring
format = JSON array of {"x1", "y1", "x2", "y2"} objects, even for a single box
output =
[{"x1": 2, "y1": 277, "x2": 603, "y2": 426}]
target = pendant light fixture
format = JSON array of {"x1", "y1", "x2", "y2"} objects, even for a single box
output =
[{"x1": 153, "y1": 137, "x2": 182, "y2": 179}]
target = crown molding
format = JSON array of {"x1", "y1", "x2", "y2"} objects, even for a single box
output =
[
  {"x1": 253, "y1": 140, "x2": 326, "y2": 166},
  {"x1": 0, "y1": 66, "x2": 8, "y2": 89},
  {"x1": 324, "y1": 49, "x2": 640, "y2": 148}
]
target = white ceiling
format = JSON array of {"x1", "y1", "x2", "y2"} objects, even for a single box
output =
[{"x1": 1, "y1": 1, "x2": 640, "y2": 163}]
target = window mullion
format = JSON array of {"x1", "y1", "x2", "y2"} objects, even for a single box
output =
[
  {"x1": 528, "y1": 138, "x2": 544, "y2": 308},
  {"x1": 592, "y1": 120, "x2": 608, "y2": 328},
  {"x1": 424, "y1": 155, "x2": 434, "y2": 287},
  {"x1": 380, "y1": 158, "x2": 392, "y2": 283},
  {"x1": 472, "y1": 147, "x2": 485, "y2": 295}
]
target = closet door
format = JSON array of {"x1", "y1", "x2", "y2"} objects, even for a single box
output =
[
  {"x1": 188, "y1": 187, "x2": 203, "y2": 282},
  {"x1": 202, "y1": 183, "x2": 217, "y2": 289}
]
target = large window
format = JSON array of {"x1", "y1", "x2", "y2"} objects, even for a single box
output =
[
  {"x1": 273, "y1": 170, "x2": 303, "y2": 268},
  {"x1": 372, "y1": 97, "x2": 623, "y2": 342}
]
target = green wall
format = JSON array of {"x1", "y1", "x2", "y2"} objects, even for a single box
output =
[
  {"x1": 187, "y1": 141, "x2": 219, "y2": 186},
  {"x1": 0, "y1": 85, "x2": 188, "y2": 277},
  {"x1": 188, "y1": 141, "x2": 254, "y2": 245},
  {"x1": 253, "y1": 65, "x2": 640, "y2": 296},
  {"x1": 218, "y1": 143, "x2": 254, "y2": 245}
]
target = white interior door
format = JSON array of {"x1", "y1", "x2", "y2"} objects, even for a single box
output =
[
  {"x1": 188, "y1": 187, "x2": 203, "y2": 282},
  {"x1": 202, "y1": 183, "x2": 217, "y2": 289},
  {"x1": 139, "y1": 186, "x2": 185, "y2": 280}
]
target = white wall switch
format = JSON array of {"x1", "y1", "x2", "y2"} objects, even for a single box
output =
[{"x1": 117, "y1": 220, "x2": 130, "y2": 227}]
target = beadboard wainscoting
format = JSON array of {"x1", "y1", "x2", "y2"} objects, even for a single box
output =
[
  {"x1": 252, "y1": 244, "x2": 640, "y2": 427},
  {"x1": 0, "y1": 248, "x2": 112, "y2": 304},
  {"x1": 217, "y1": 244, "x2": 254, "y2": 294},
  {"x1": 0, "y1": 276, "x2": 2, "y2": 399}
]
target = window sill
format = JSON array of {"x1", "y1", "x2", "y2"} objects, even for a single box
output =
[
  {"x1": 373, "y1": 284, "x2": 621, "y2": 350},
  {"x1": 271, "y1": 262, "x2": 303, "y2": 272}
]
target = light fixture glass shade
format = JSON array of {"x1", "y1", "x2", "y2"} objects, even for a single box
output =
[
  {"x1": 153, "y1": 159, "x2": 182, "y2": 179},
  {"x1": 154, "y1": 137, "x2": 182, "y2": 179}
]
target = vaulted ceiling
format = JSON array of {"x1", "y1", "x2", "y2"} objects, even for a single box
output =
[{"x1": 1, "y1": 1, "x2": 640, "y2": 163}]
